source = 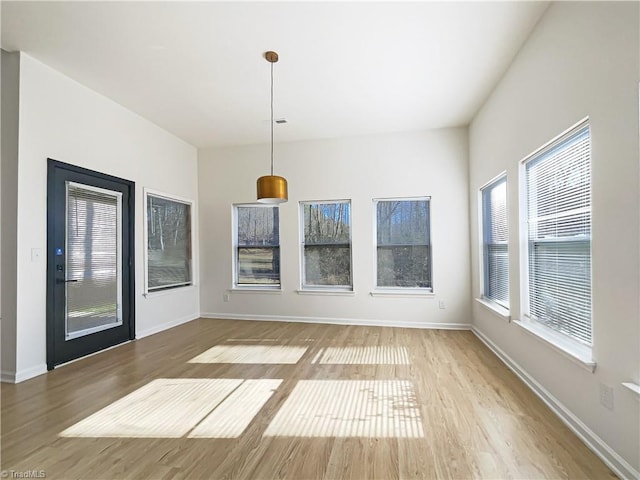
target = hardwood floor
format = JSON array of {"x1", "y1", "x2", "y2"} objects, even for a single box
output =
[{"x1": 1, "y1": 319, "x2": 615, "y2": 479}]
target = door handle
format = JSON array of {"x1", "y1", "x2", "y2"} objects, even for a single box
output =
[{"x1": 56, "y1": 279, "x2": 79, "y2": 284}]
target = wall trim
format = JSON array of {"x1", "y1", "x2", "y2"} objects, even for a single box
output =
[
  {"x1": 1, "y1": 363, "x2": 48, "y2": 384},
  {"x1": 201, "y1": 312, "x2": 471, "y2": 331},
  {"x1": 472, "y1": 326, "x2": 639, "y2": 480},
  {"x1": 136, "y1": 313, "x2": 200, "y2": 340}
]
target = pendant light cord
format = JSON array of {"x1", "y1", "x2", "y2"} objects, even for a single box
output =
[{"x1": 270, "y1": 60, "x2": 274, "y2": 176}]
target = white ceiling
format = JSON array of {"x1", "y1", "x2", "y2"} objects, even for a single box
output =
[{"x1": 1, "y1": 1, "x2": 549, "y2": 149}]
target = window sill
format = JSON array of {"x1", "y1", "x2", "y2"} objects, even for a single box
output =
[
  {"x1": 370, "y1": 290, "x2": 434, "y2": 298},
  {"x1": 622, "y1": 382, "x2": 640, "y2": 399},
  {"x1": 296, "y1": 289, "x2": 355, "y2": 296},
  {"x1": 475, "y1": 298, "x2": 510, "y2": 321},
  {"x1": 231, "y1": 287, "x2": 283, "y2": 295},
  {"x1": 143, "y1": 285, "x2": 196, "y2": 298},
  {"x1": 513, "y1": 318, "x2": 596, "y2": 372}
]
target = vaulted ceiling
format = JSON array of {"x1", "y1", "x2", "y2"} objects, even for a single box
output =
[{"x1": 1, "y1": 1, "x2": 549, "y2": 148}]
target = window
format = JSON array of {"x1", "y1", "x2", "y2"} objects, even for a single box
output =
[
  {"x1": 234, "y1": 205, "x2": 280, "y2": 287},
  {"x1": 375, "y1": 198, "x2": 431, "y2": 290},
  {"x1": 481, "y1": 176, "x2": 509, "y2": 308},
  {"x1": 301, "y1": 201, "x2": 352, "y2": 289},
  {"x1": 145, "y1": 191, "x2": 193, "y2": 292},
  {"x1": 524, "y1": 121, "x2": 592, "y2": 345}
]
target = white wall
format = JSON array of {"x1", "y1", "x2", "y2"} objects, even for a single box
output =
[
  {"x1": 5, "y1": 53, "x2": 200, "y2": 382},
  {"x1": 469, "y1": 2, "x2": 639, "y2": 477},
  {"x1": 1, "y1": 50, "x2": 20, "y2": 378},
  {"x1": 199, "y1": 128, "x2": 470, "y2": 328}
]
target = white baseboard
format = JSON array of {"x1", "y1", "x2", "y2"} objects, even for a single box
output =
[
  {"x1": 472, "y1": 326, "x2": 639, "y2": 480},
  {"x1": 1, "y1": 363, "x2": 47, "y2": 384},
  {"x1": 136, "y1": 312, "x2": 200, "y2": 339},
  {"x1": 200, "y1": 312, "x2": 471, "y2": 331}
]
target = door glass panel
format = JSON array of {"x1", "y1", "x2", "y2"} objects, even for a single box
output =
[{"x1": 66, "y1": 182, "x2": 123, "y2": 340}]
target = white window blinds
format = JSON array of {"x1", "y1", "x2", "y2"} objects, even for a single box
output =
[
  {"x1": 66, "y1": 183, "x2": 122, "y2": 338},
  {"x1": 481, "y1": 177, "x2": 508, "y2": 308},
  {"x1": 525, "y1": 122, "x2": 592, "y2": 345}
]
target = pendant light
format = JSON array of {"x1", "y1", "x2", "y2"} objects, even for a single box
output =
[{"x1": 257, "y1": 51, "x2": 288, "y2": 204}]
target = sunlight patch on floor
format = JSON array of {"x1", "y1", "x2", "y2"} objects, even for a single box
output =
[
  {"x1": 188, "y1": 379, "x2": 282, "y2": 438},
  {"x1": 263, "y1": 380, "x2": 424, "y2": 438},
  {"x1": 311, "y1": 346, "x2": 410, "y2": 364},
  {"x1": 60, "y1": 378, "x2": 281, "y2": 438},
  {"x1": 188, "y1": 345, "x2": 308, "y2": 364}
]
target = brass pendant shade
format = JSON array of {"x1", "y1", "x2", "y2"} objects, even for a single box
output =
[
  {"x1": 257, "y1": 50, "x2": 288, "y2": 204},
  {"x1": 257, "y1": 175, "x2": 288, "y2": 204}
]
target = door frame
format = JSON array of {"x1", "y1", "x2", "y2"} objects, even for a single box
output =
[{"x1": 46, "y1": 158, "x2": 136, "y2": 370}]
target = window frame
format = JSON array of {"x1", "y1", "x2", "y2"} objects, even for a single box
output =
[
  {"x1": 480, "y1": 173, "x2": 509, "y2": 310},
  {"x1": 232, "y1": 203, "x2": 281, "y2": 290},
  {"x1": 373, "y1": 196, "x2": 433, "y2": 294},
  {"x1": 299, "y1": 199, "x2": 353, "y2": 292},
  {"x1": 143, "y1": 188, "x2": 194, "y2": 295},
  {"x1": 519, "y1": 118, "x2": 593, "y2": 352}
]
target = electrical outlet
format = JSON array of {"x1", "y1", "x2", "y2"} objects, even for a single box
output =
[
  {"x1": 438, "y1": 300, "x2": 446, "y2": 309},
  {"x1": 223, "y1": 292, "x2": 230, "y2": 303},
  {"x1": 599, "y1": 383, "x2": 614, "y2": 411}
]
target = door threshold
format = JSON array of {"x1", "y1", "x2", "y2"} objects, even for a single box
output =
[{"x1": 55, "y1": 339, "x2": 134, "y2": 369}]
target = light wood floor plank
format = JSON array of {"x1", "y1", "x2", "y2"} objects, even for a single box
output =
[{"x1": 1, "y1": 319, "x2": 616, "y2": 479}]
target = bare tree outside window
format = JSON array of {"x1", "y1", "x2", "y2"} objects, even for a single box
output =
[
  {"x1": 376, "y1": 199, "x2": 431, "y2": 289},
  {"x1": 302, "y1": 201, "x2": 352, "y2": 288},
  {"x1": 236, "y1": 206, "x2": 280, "y2": 285},
  {"x1": 147, "y1": 194, "x2": 192, "y2": 291}
]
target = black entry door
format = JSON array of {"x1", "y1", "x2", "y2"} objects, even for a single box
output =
[{"x1": 47, "y1": 159, "x2": 135, "y2": 370}]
